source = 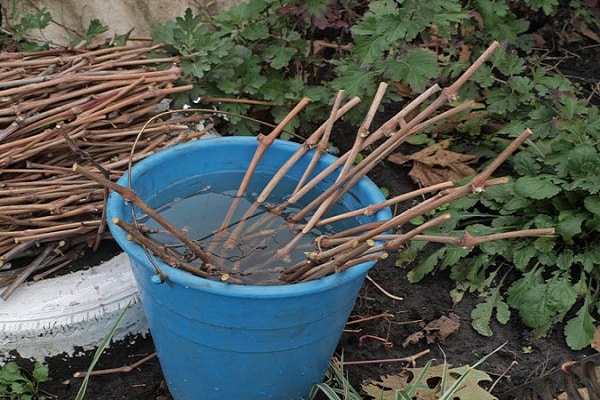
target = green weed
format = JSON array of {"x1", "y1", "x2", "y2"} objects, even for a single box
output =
[{"x1": 0, "y1": 361, "x2": 49, "y2": 400}]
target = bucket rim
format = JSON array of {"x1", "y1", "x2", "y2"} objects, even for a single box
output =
[{"x1": 106, "y1": 136, "x2": 391, "y2": 298}]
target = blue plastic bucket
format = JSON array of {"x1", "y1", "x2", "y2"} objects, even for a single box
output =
[{"x1": 106, "y1": 137, "x2": 390, "y2": 400}]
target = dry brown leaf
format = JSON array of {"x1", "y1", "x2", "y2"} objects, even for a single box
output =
[
  {"x1": 402, "y1": 313, "x2": 461, "y2": 347},
  {"x1": 424, "y1": 312, "x2": 461, "y2": 344},
  {"x1": 362, "y1": 363, "x2": 498, "y2": 400},
  {"x1": 590, "y1": 325, "x2": 600, "y2": 352},
  {"x1": 582, "y1": 27, "x2": 600, "y2": 43},
  {"x1": 387, "y1": 139, "x2": 477, "y2": 186},
  {"x1": 459, "y1": 43, "x2": 472, "y2": 63},
  {"x1": 402, "y1": 330, "x2": 425, "y2": 348}
]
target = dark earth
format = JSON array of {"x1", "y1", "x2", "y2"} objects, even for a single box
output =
[{"x1": 13, "y1": 10, "x2": 600, "y2": 400}]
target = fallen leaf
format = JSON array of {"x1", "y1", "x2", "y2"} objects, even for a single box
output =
[
  {"x1": 387, "y1": 139, "x2": 477, "y2": 186},
  {"x1": 590, "y1": 325, "x2": 600, "y2": 352},
  {"x1": 459, "y1": 43, "x2": 472, "y2": 63},
  {"x1": 362, "y1": 362, "x2": 498, "y2": 400},
  {"x1": 402, "y1": 330, "x2": 425, "y2": 347},
  {"x1": 424, "y1": 312, "x2": 461, "y2": 344},
  {"x1": 402, "y1": 313, "x2": 461, "y2": 347},
  {"x1": 582, "y1": 27, "x2": 600, "y2": 43}
]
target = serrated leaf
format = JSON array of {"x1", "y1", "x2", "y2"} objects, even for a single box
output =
[
  {"x1": 241, "y1": 20, "x2": 270, "y2": 40},
  {"x1": 265, "y1": 45, "x2": 297, "y2": 69},
  {"x1": 574, "y1": 248, "x2": 600, "y2": 273},
  {"x1": 584, "y1": 195, "x2": 600, "y2": 216},
  {"x1": 556, "y1": 249, "x2": 574, "y2": 270},
  {"x1": 512, "y1": 151, "x2": 541, "y2": 175},
  {"x1": 471, "y1": 299, "x2": 494, "y2": 336},
  {"x1": 32, "y1": 362, "x2": 48, "y2": 383},
  {"x1": 353, "y1": 36, "x2": 390, "y2": 65},
  {"x1": 332, "y1": 61, "x2": 377, "y2": 98},
  {"x1": 564, "y1": 298, "x2": 596, "y2": 350},
  {"x1": 408, "y1": 247, "x2": 445, "y2": 283},
  {"x1": 471, "y1": 288, "x2": 510, "y2": 337},
  {"x1": 440, "y1": 245, "x2": 471, "y2": 268},
  {"x1": 85, "y1": 18, "x2": 109, "y2": 38},
  {"x1": 557, "y1": 210, "x2": 587, "y2": 242},
  {"x1": 566, "y1": 144, "x2": 600, "y2": 176},
  {"x1": 514, "y1": 176, "x2": 561, "y2": 199},
  {"x1": 512, "y1": 243, "x2": 537, "y2": 270},
  {"x1": 508, "y1": 271, "x2": 577, "y2": 334},
  {"x1": 508, "y1": 76, "x2": 534, "y2": 94},
  {"x1": 387, "y1": 48, "x2": 440, "y2": 92}
]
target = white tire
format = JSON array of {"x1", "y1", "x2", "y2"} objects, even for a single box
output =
[{"x1": 0, "y1": 252, "x2": 148, "y2": 361}]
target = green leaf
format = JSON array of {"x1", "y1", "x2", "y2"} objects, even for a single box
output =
[
  {"x1": 512, "y1": 243, "x2": 537, "y2": 270},
  {"x1": 440, "y1": 245, "x2": 471, "y2": 269},
  {"x1": 508, "y1": 271, "x2": 577, "y2": 335},
  {"x1": 513, "y1": 176, "x2": 561, "y2": 199},
  {"x1": 566, "y1": 144, "x2": 600, "y2": 178},
  {"x1": 407, "y1": 247, "x2": 445, "y2": 283},
  {"x1": 85, "y1": 18, "x2": 109, "y2": 38},
  {"x1": 241, "y1": 19, "x2": 270, "y2": 40},
  {"x1": 471, "y1": 288, "x2": 510, "y2": 337},
  {"x1": 574, "y1": 248, "x2": 600, "y2": 273},
  {"x1": 265, "y1": 45, "x2": 297, "y2": 69},
  {"x1": 556, "y1": 249, "x2": 574, "y2": 271},
  {"x1": 486, "y1": 86, "x2": 521, "y2": 113},
  {"x1": 557, "y1": 210, "x2": 587, "y2": 242},
  {"x1": 387, "y1": 48, "x2": 440, "y2": 92},
  {"x1": 525, "y1": 0, "x2": 559, "y2": 14},
  {"x1": 332, "y1": 61, "x2": 377, "y2": 98},
  {"x1": 512, "y1": 151, "x2": 541, "y2": 176},
  {"x1": 584, "y1": 196, "x2": 600, "y2": 216},
  {"x1": 353, "y1": 36, "x2": 390, "y2": 65},
  {"x1": 564, "y1": 298, "x2": 596, "y2": 350},
  {"x1": 0, "y1": 362, "x2": 24, "y2": 383},
  {"x1": 508, "y1": 76, "x2": 534, "y2": 94},
  {"x1": 406, "y1": 134, "x2": 433, "y2": 146},
  {"x1": 32, "y1": 362, "x2": 49, "y2": 383}
]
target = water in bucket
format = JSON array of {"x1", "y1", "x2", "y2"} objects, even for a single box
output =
[{"x1": 136, "y1": 170, "x2": 356, "y2": 285}]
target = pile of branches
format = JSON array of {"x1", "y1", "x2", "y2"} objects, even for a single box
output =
[{"x1": 0, "y1": 44, "x2": 212, "y2": 300}]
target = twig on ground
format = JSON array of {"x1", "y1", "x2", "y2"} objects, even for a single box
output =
[{"x1": 72, "y1": 352, "x2": 158, "y2": 378}]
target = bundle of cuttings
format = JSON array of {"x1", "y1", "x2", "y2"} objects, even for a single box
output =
[
  {"x1": 83, "y1": 41, "x2": 555, "y2": 286},
  {"x1": 0, "y1": 44, "x2": 213, "y2": 300}
]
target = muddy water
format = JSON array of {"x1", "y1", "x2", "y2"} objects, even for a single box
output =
[{"x1": 138, "y1": 170, "x2": 355, "y2": 285}]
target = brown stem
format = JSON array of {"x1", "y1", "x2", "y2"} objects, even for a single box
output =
[
  {"x1": 316, "y1": 181, "x2": 454, "y2": 227},
  {"x1": 294, "y1": 91, "x2": 344, "y2": 193},
  {"x1": 413, "y1": 228, "x2": 555, "y2": 247},
  {"x1": 73, "y1": 353, "x2": 158, "y2": 378},
  {"x1": 342, "y1": 349, "x2": 431, "y2": 366},
  {"x1": 1, "y1": 241, "x2": 62, "y2": 300},
  {"x1": 288, "y1": 43, "x2": 500, "y2": 221},
  {"x1": 287, "y1": 100, "x2": 475, "y2": 224},
  {"x1": 210, "y1": 97, "x2": 311, "y2": 252},
  {"x1": 73, "y1": 163, "x2": 215, "y2": 267},
  {"x1": 112, "y1": 217, "x2": 209, "y2": 278}
]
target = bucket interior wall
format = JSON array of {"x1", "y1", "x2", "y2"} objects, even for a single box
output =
[{"x1": 107, "y1": 137, "x2": 391, "y2": 400}]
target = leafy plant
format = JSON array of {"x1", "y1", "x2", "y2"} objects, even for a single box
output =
[
  {"x1": 0, "y1": 361, "x2": 49, "y2": 400},
  {"x1": 70, "y1": 18, "x2": 109, "y2": 47},
  {"x1": 405, "y1": 75, "x2": 600, "y2": 348},
  {"x1": 150, "y1": 0, "x2": 469, "y2": 133},
  {"x1": 148, "y1": 0, "x2": 600, "y2": 350},
  {"x1": 1, "y1": 5, "x2": 51, "y2": 51}
]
